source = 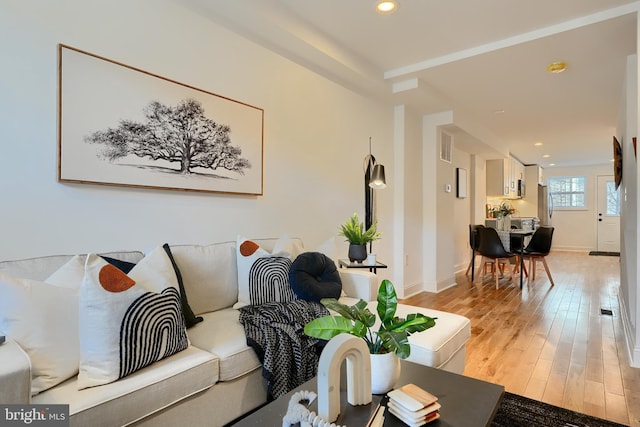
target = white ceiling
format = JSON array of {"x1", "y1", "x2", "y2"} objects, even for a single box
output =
[{"x1": 180, "y1": 0, "x2": 638, "y2": 168}]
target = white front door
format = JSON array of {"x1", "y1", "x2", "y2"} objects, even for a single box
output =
[{"x1": 596, "y1": 175, "x2": 620, "y2": 252}]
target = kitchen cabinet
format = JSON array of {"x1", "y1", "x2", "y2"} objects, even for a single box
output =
[
  {"x1": 486, "y1": 159, "x2": 509, "y2": 196},
  {"x1": 525, "y1": 164, "x2": 544, "y2": 185},
  {"x1": 487, "y1": 156, "x2": 525, "y2": 198}
]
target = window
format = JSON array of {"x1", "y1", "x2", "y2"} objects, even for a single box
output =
[
  {"x1": 548, "y1": 176, "x2": 586, "y2": 209},
  {"x1": 606, "y1": 181, "x2": 621, "y2": 216}
]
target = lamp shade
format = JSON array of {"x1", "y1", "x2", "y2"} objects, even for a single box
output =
[{"x1": 369, "y1": 164, "x2": 386, "y2": 189}]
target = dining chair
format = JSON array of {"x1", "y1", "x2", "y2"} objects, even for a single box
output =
[
  {"x1": 523, "y1": 226, "x2": 555, "y2": 286},
  {"x1": 465, "y1": 224, "x2": 485, "y2": 279},
  {"x1": 475, "y1": 227, "x2": 516, "y2": 289}
]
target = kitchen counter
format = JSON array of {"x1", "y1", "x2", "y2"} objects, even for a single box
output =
[{"x1": 485, "y1": 217, "x2": 537, "y2": 230}]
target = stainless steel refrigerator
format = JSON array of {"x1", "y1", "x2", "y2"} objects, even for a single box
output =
[{"x1": 538, "y1": 184, "x2": 553, "y2": 226}]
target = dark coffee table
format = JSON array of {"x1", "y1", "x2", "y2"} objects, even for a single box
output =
[{"x1": 231, "y1": 360, "x2": 504, "y2": 427}]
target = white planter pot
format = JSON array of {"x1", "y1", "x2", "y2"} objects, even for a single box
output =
[{"x1": 370, "y1": 352, "x2": 401, "y2": 394}]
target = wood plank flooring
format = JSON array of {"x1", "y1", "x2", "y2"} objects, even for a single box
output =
[{"x1": 401, "y1": 251, "x2": 640, "y2": 426}]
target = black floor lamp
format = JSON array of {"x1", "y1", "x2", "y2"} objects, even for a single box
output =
[{"x1": 364, "y1": 137, "x2": 386, "y2": 251}]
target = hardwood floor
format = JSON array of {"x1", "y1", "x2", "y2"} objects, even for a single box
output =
[{"x1": 401, "y1": 251, "x2": 640, "y2": 426}]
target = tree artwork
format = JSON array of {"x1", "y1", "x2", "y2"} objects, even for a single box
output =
[{"x1": 84, "y1": 99, "x2": 251, "y2": 176}]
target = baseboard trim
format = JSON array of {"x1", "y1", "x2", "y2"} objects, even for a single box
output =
[
  {"x1": 437, "y1": 276, "x2": 457, "y2": 293},
  {"x1": 549, "y1": 246, "x2": 592, "y2": 252},
  {"x1": 402, "y1": 282, "x2": 423, "y2": 299},
  {"x1": 618, "y1": 293, "x2": 640, "y2": 368}
]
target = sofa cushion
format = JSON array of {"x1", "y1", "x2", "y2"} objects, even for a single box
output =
[
  {"x1": 235, "y1": 236, "x2": 300, "y2": 308},
  {"x1": 401, "y1": 305, "x2": 470, "y2": 369},
  {"x1": 33, "y1": 345, "x2": 218, "y2": 426},
  {"x1": 378, "y1": 302, "x2": 471, "y2": 369},
  {"x1": 187, "y1": 309, "x2": 261, "y2": 382},
  {"x1": 78, "y1": 249, "x2": 188, "y2": 389},
  {"x1": 289, "y1": 252, "x2": 342, "y2": 302},
  {"x1": 335, "y1": 298, "x2": 471, "y2": 370},
  {"x1": 168, "y1": 242, "x2": 238, "y2": 315},
  {"x1": 0, "y1": 271, "x2": 79, "y2": 395},
  {"x1": 0, "y1": 251, "x2": 144, "y2": 281},
  {"x1": 45, "y1": 255, "x2": 85, "y2": 289}
]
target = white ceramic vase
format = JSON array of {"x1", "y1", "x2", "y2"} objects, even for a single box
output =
[
  {"x1": 370, "y1": 352, "x2": 401, "y2": 394},
  {"x1": 496, "y1": 215, "x2": 511, "y2": 231}
]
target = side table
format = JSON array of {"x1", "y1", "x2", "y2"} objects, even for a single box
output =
[{"x1": 338, "y1": 259, "x2": 387, "y2": 274}]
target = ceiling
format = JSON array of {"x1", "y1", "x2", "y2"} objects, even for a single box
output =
[{"x1": 180, "y1": 0, "x2": 638, "y2": 168}]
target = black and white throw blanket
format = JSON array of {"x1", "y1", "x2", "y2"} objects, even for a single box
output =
[{"x1": 238, "y1": 300, "x2": 329, "y2": 400}]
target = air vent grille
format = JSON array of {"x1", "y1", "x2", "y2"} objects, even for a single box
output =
[{"x1": 440, "y1": 131, "x2": 452, "y2": 163}]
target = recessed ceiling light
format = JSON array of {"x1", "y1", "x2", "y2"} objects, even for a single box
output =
[
  {"x1": 375, "y1": 0, "x2": 398, "y2": 14},
  {"x1": 549, "y1": 163, "x2": 556, "y2": 166},
  {"x1": 493, "y1": 109, "x2": 505, "y2": 114},
  {"x1": 534, "y1": 142, "x2": 543, "y2": 146},
  {"x1": 543, "y1": 154, "x2": 551, "y2": 158},
  {"x1": 547, "y1": 61, "x2": 567, "y2": 73}
]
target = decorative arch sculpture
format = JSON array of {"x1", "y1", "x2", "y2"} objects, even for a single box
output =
[{"x1": 316, "y1": 334, "x2": 372, "y2": 422}]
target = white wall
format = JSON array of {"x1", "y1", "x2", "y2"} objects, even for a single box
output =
[
  {"x1": 392, "y1": 105, "x2": 424, "y2": 298},
  {"x1": 453, "y1": 150, "x2": 472, "y2": 272},
  {"x1": 542, "y1": 164, "x2": 613, "y2": 251},
  {"x1": 0, "y1": 1, "x2": 394, "y2": 263},
  {"x1": 422, "y1": 111, "x2": 455, "y2": 292},
  {"x1": 619, "y1": 51, "x2": 639, "y2": 367}
]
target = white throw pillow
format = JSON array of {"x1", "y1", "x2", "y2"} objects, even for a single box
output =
[
  {"x1": 234, "y1": 236, "x2": 300, "y2": 309},
  {"x1": 45, "y1": 255, "x2": 85, "y2": 289},
  {"x1": 78, "y1": 247, "x2": 188, "y2": 389},
  {"x1": 0, "y1": 271, "x2": 79, "y2": 395}
]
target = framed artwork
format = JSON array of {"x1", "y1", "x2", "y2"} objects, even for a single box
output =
[
  {"x1": 613, "y1": 136, "x2": 622, "y2": 190},
  {"x1": 456, "y1": 167, "x2": 467, "y2": 198},
  {"x1": 58, "y1": 44, "x2": 264, "y2": 195}
]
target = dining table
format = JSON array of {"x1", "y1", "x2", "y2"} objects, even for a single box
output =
[
  {"x1": 472, "y1": 226, "x2": 534, "y2": 289},
  {"x1": 506, "y1": 229, "x2": 534, "y2": 289}
]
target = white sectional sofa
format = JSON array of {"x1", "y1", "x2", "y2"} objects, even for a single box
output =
[{"x1": 0, "y1": 237, "x2": 471, "y2": 427}]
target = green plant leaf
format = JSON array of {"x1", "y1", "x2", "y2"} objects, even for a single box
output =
[
  {"x1": 304, "y1": 316, "x2": 355, "y2": 340},
  {"x1": 401, "y1": 313, "x2": 437, "y2": 334},
  {"x1": 382, "y1": 314, "x2": 436, "y2": 335},
  {"x1": 337, "y1": 212, "x2": 380, "y2": 245},
  {"x1": 378, "y1": 330, "x2": 411, "y2": 359},
  {"x1": 320, "y1": 298, "x2": 375, "y2": 327},
  {"x1": 320, "y1": 298, "x2": 356, "y2": 320},
  {"x1": 306, "y1": 279, "x2": 437, "y2": 359},
  {"x1": 377, "y1": 279, "x2": 397, "y2": 325}
]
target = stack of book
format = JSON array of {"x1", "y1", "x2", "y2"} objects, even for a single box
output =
[{"x1": 387, "y1": 384, "x2": 441, "y2": 426}]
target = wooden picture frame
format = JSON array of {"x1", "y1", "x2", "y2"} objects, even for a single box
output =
[
  {"x1": 456, "y1": 167, "x2": 467, "y2": 198},
  {"x1": 613, "y1": 136, "x2": 622, "y2": 190},
  {"x1": 58, "y1": 44, "x2": 264, "y2": 195}
]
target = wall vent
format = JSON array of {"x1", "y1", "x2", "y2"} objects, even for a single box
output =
[{"x1": 440, "y1": 131, "x2": 453, "y2": 163}]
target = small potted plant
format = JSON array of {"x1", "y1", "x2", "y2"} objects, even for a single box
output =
[
  {"x1": 489, "y1": 202, "x2": 516, "y2": 218},
  {"x1": 338, "y1": 212, "x2": 381, "y2": 263},
  {"x1": 490, "y1": 202, "x2": 516, "y2": 231},
  {"x1": 304, "y1": 280, "x2": 436, "y2": 393}
]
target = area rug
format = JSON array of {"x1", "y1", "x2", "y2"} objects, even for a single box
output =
[
  {"x1": 589, "y1": 251, "x2": 620, "y2": 256},
  {"x1": 491, "y1": 392, "x2": 627, "y2": 427}
]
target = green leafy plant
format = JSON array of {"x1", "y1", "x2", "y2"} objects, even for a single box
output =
[
  {"x1": 490, "y1": 202, "x2": 516, "y2": 218},
  {"x1": 304, "y1": 280, "x2": 436, "y2": 359},
  {"x1": 338, "y1": 212, "x2": 381, "y2": 245}
]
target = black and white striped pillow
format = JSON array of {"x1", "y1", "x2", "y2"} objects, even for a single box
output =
[
  {"x1": 248, "y1": 256, "x2": 296, "y2": 306},
  {"x1": 235, "y1": 236, "x2": 299, "y2": 308},
  {"x1": 78, "y1": 248, "x2": 188, "y2": 389}
]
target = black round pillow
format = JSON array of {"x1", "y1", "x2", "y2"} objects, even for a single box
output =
[{"x1": 289, "y1": 252, "x2": 342, "y2": 302}]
